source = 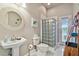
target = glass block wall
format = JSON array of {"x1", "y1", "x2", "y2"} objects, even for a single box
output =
[{"x1": 42, "y1": 18, "x2": 56, "y2": 47}]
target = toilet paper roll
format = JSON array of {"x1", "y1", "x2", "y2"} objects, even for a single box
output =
[{"x1": 28, "y1": 44, "x2": 33, "y2": 49}]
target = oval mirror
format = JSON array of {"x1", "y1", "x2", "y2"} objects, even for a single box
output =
[{"x1": 8, "y1": 11, "x2": 22, "y2": 27}]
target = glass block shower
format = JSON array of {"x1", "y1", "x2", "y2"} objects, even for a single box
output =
[{"x1": 42, "y1": 18, "x2": 56, "y2": 47}]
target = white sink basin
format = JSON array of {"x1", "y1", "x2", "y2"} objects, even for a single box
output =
[
  {"x1": 1, "y1": 37, "x2": 26, "y2": 56},
  {"x1": 1, "y1": 37, "x2": 26, "y2": 49}
]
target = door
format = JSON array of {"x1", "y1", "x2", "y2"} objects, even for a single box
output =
[
  {"x1": 61, "y1": 17, "x2": 69, "y2": 43},
  {"x1": 59, "y1": 16, "x2": 71, "y2": 43}
]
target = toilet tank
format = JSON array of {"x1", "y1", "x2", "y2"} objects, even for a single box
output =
[{"x1": 33, "y1": 34, "x2": 39, "y2": 45}]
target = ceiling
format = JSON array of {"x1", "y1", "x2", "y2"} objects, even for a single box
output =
[
  {"x1": 25, "y1": 3, "x2": 72, "y2": 10},
  {"x1": 26, "y1": 3, "x2": 64, "y2": 9},
  {"x1": 42, "y1": 3, "x2": 66, "y2": 9}
]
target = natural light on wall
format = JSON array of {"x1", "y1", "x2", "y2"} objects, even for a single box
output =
[
  {"x1": 15, "y1": 3, "x2": 27, "y2": 8},
  {"x1": 47, "y1": 3, "x2": 51, "y2": 5},
  {"x1": 21, "y1": 3, "x2": 26, "y2": 8}
]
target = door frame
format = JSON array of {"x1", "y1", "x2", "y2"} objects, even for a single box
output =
[{"x1": 58, "y1": 15, "x2": 72, "y2": 45}]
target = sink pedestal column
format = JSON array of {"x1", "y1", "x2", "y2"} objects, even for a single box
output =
[{"x1": 12, "y1": 46, "x2": 19, "y2": 56}]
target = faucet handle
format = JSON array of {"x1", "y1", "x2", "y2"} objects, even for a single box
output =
[{"x1": 11, "y1": 35, "x2": 16, "y2": 41}]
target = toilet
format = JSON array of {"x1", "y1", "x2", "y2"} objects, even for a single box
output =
[
  {"x1": 33, "y1": 34, "x2": 39, "y2": 45},
  {"x1": 32, "y1": 34, "x2": 39, "y2": 51},
  {"x1": 33, "y1": 34, "x2": 49, "y2": 52},
  {"x1": 37, "y1": 43, "x2": 49, "y2": 53}
]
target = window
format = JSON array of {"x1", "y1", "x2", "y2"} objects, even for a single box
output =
[{"x1": 61, "y1": 17, "x2": 68, "y2": 43}]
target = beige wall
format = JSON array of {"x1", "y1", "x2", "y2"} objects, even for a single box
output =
[
  {"x1": 0, "y1": 3, "x2": 46, "y2": 56},
  {"x1": 26, "y1": 3, "x2": 46, "y2": 19},
  {"x1": 26, "y1": 3, "x2": 46, "y2": 36},
  {"x1": 73, "y1": 4, "x2": 79, "y2": 16},
  {"x1": 47, "y1": 4, "x2": 73, "y2": 17}
]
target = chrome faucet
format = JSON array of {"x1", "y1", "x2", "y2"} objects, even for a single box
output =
[{"x1": 11, "y1": 35, "x2": 16, "y2": 41}]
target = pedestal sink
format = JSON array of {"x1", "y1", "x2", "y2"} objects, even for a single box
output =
[{"x1": 1, "y1": 37, "x2": 26, "y2": 56}]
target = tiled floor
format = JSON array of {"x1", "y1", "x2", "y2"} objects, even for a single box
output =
[
  {"x1": 25, "y1": 43, "x2": 65, "y2": 56},
  {"x1": 54, "y1": 45, "x2": 64, "y2": 56}
]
